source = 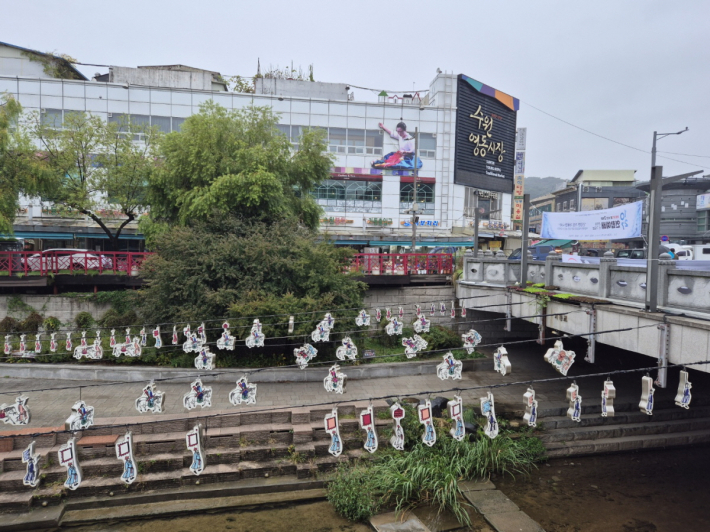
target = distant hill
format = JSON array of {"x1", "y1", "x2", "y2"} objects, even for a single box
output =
[{"x1": 524, "y1": 176, "x2": 567, "y2": 200}]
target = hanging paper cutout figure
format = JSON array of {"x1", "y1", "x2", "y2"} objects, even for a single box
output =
[
  {"x1": 493, "y1": 346, "x2": 511, "y2": 376},
  {"x1": 437, "y1": 352, "x2": 463, "y2": 381},
  {"x1": 58, "y1": 438, "x2": 82, "y2": 490},
  {"x1": 124, "y1": 328, "x2": 131, "y2": 345},
  {"x1": 34, "y1": 333, "x2": 42, "y2": 354},
  {"x1": 566, "y1": 383, "x2": 582, "y2": 422},
  {"x1": 360, "y1": 405, "x2": 378, "y2": 453},
  {"x1": 402, "y1": 334, "x2": 428, "y2": 358},
  {"x1": 385, "y1": 316, "x2": 403, "y2": 336},
  {"x1": 324, "y1": 364, "x2": 346, "y2": 394},
  {"x1": 325, "y1": 408, "x2": 342, "y2": 457},
  {"x1": 186, "y1": 425, "x2": 205, "y2": 475},
  {"x1": 245, "y1": 319, "x2": 265, "y2": 348},
  {"x1": 183, "y1": 323, "x2": 191, "y2": 339},
  {"x1": 116, "y1": 432, "x2": 137, "y2": 485},
  {"x1": 113, "y1": 331, "x2": 142, "y2": 358},
  {"x1": 183, "y1": 379, "x2": 212, "y2": 410},
  {"x1": 140, "y1": 327, "x2": 147, "y2": 347},
  {"x1": 640, "y1": 375, "x2": 655, "y2": 415},
  {"x1": 448, "y1": 395, "x2": 465, "y2": 441},
  {"x1": 418, "y1": 400, "x2": 436, "y2": 447},
  {"x1": 3, "y1": 334, "x2": 10, "y2": 355},
  {"x1": 461, "y1": 305, "x2": 466, "y2": 318},
  {"x1": 398, "y1": 306, "x2": 404, "y2": 320},
  {"x1": 675, "y1": 370, "x2": 692, "y2": 409},
  {"x1": 336, "y1": 337, "x2": 358, "y2": 361},
  {"x1": 197, "y1": 323, "x2": 207, "y2": 344},
  {"x1": 172, "y1": 325, "x2": 179, "y2": 345},
  {"x1": 439, "y1": 302, "x2": 446, "y2": 316},
  {"x1": 376, "y1": 308, "x2": 382, "y2": 323},
  {"x1": 480, "y1": 392, "x2": 499, "y2": 439},
  {"x1": 65, "y1": 332, "x2": 72, "y2": 351},
  {"x1": 0, "y1": 395, "x2": 31, "y2": 425},
  {"x1": 413, "y1": 314, "x2": 431, "y2": 333},
  {"x1": 135, "y1": 381, "x2": 166, "y2": 414},
  {"x1": 355, "y1": 309, "x2": 371, "y2": 327},
  {"x1": 288, "y1": 316, "x2": 294, "y2": 333},
  {"x1": 110, "y1": 329, "x2": 117, "y2": 348},
  {"x1": 450, "y1": 301, "x2": 455, "y2": 319},
  {"x1": 294, "y1": 344, "x2": 318, "y2": 369},
  {"x1": 17, "y1": 334, "x2": 26, "y2": 357},
  {"x1": 544, "y1": 340, "x2": 576, "y2": 376},
  {"x1": 50, "y1": 333, "x2": 57, "y2": 352},
  {"x1": 229, "y1": 376, "x2": 257, "y2": 405},
  {"x1": 216, "y1": 322, "x2": 235, "y2": 350},
  {"x1": 183, "y1": 331, "x2": 203, "y2": 353},
  {"x1": 462, "y1": 329, "x2": 482, "y2": 354},
  {"x1": 390, "y1": 402, "x2": 406, "y2": 451},
  {"x1": 386, "y1": 308, "x2": 392, "y2": 321},
  {"x1": 523, "y1": 388, "x2": 538, "y2": 427},
  {"x1": 152, "y1": 326, "x2": 162, "y2": 349},
  {"x1": 22, "y1": 441, "x2": 40, "y2": 488},
  {"x1": 416, "y1": 304, "x2": 422, "y2": 317},
  {"x1": 601, "y1": 380, "x2": 616, "y2": 417},
  {"x1": 194, "y1": 347, "x2": 216, "y2": 370},
  {"x1": 74, "y1": 331, "x2": 103, "y2": 360},
  {"x1": 66, "y1": 400, "x2": 95, "y2": 431},
  {"x1": 430, "y1": 303, "x2": 436, "y2": 316}
]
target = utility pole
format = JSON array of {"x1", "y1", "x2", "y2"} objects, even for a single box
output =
[
  {"x1": 520, "y1": 193, "x2": 530, "y2": 286},
  {"x1": 472, "y1": 194, "x2": 479, "y2": 258},
  {"x1": 411, "y1": 128, "x2": 419, "y2": 252}
]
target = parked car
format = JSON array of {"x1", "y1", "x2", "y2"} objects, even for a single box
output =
[
  {"x1": 508, "y1": 245, "x2": 557, "y2": 261},
  {"x1": 615, "y1": 249, "x2": 647, "y2": 260},
  {"x1": 22, "y1": 249, "x2": 113, "y2": 272}
]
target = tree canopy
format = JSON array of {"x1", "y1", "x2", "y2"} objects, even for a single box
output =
[{"x1": 146, "y1": 102, "x2": 331, "y2": 233}]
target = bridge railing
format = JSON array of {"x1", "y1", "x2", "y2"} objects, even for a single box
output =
[
  {"x1": 348, "y1": 253, "x2": 454, "y2": 276},
  {"x1": 0, "y1": 251, "x2": 153, "y2": 277}
]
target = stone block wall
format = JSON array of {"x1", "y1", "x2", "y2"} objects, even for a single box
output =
[
  {"x1": 0, "y1": 295, "x2": 110, "y2": 325},
  {"x1": 363, "y1": 285, "x2": 456, "y2": 326}
]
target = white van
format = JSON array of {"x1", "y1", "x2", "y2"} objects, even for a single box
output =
[
  {"x1": 690, "y1": 245, "x2": 710, "y2": 260},
  {"x1": 666, "y1": 243, "x2": 694, "y2": 260}
]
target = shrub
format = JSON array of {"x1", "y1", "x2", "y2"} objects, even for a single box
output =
[
  {"x1": 20, "y1": 312, "x2": 44, "y2": 333},
  {"x1": 74, "y1": 311, "x2": 95, "y2": 330},
  {"x1": 98, "y1": 309, "x2": 138, "y2": 329},
  {"x1": 42, "y1": 316, "x2": 61, "y2": 332},
  {"x1": 327, "y1": 464, "x2": 382, "y2": 522},
  {"x1": 422, "y1": 325, "x2": 462, "y2": 351},
  {"x1": 0, "y1": 316, "x2": 19, "y2": 333}
]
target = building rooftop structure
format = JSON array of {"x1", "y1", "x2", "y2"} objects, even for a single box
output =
[{"x1": 0, "y1": 41, "x2": 87, "y2": 80}]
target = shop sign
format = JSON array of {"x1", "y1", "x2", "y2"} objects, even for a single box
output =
[
  {"x1": 367, "y1": 218, "x2": 393, "y2": 226},
  {"x1": 513, "y1": 198, "x2": 524, "y2": 222},
  {"x1": 401, "y1": 220, "x2": 441, "y2": 227},
  {"x1": 320, "y1": 217, "x2": 354, "y2": 225}
]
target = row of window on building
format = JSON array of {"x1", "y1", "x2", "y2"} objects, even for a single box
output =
[{"x1": 313, "y1": 180, "x2": 436, "y2": 214}]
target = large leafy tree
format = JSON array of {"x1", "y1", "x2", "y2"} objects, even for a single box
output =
[
  {"x1": 146, "y1": 102, "x2": 331, "y2": 232},
  {"x1": 29, "y1": 112, "x2": 159, "y2": 250}
]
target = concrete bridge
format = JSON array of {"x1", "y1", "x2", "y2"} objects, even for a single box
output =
[{"x1": 458, "y1": 250, "x2": 710, "y2": 386}]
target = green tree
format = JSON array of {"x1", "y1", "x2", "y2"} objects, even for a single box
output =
[
  {"x1": 30, "y1": 112, "x2": 159, "y2": 250},
  {"x1": 0, "y1": 95, "x2": 47, "y2": 234},
  {"x1": 146, "y1": 102, "x2": 331, "y2": 233}
]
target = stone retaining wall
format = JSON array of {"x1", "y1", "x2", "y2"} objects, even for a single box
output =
[{"x1": 0, "y1": 295, "x2": 110, "y2": 325}]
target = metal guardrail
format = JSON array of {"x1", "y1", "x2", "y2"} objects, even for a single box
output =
[
  {"x1": 349, "y1": 253, "x2": 454, "y2": 275},
  {"x1": 0, "y1": 251, "x2": 152, "y2": 277}
]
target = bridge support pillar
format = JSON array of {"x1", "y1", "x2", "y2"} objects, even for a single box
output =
[
  {"x1": 584, "y1": 305, "x2": 596, "y2": 363},
  {"x1": 656, "y1": 323, "x2": 670, "y2": 388},
  {"x1": 504, "y1": 291, "x2": 512, "y2": 332}
]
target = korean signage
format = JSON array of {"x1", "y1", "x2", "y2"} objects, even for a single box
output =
[
  {"x1": 320, "y1": 217, "x2": 354, "y2": 225},
  {"x1": 401, "y1": 220, "x2": 441, "y2": 227},
  {"x1": 541, "y1": 202, "x2": 643, "y2": 240},
  {"x1": 454, "y1": 74, "x2": 517, "y2": 194},
  {"x1": 697, "y1": 193, "x2": 710, "y2": 211},
  {"x1": 366, "y1": 218, "x2": 393, "y2": 226},
  {"x1": 515, "y1": 127, "x2": 527, "y2": 151}
]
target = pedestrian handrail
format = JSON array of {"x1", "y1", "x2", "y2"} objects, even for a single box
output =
[
  {"x1": 348, "y1": 253, "x2": 454, "y2": 276},
  {"x1": 0, "y1": 251, "x2": 153, "y2": 277}
]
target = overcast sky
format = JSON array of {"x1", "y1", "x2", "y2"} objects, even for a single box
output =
[{"x1": 2, "y1": 0, "x2": 708, "y2": 181}]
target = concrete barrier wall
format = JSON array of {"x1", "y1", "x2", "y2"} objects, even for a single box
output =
[{"x1": 0, "y1": 295, "x2": 111, "y2": 325}]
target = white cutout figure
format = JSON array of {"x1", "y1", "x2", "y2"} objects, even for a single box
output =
[
  {"x1": 139, "y1": 327, "x2": 147, "y2": 347},
  {"x1": 116, "y1": 432, "x2": 137, "y2": 485},
  {"x1": 288, "y1": 316, "x2": 294, "y2": 333},
  {"x1": 360, "y1": 405, "x2": 378, "y2": 453},
  {"x1": 461, "y1": 306, "x2": 466, "y2": 318},
  {"x1": 74, "y1": 331, "x2": 103, "y2": 360},
  {"x1": 523, "y1": 388, "x2": 538, "y2": 427},
  {"x1": 430, "y1": 303, "x2": 436, "y2": 316},
  {"x1": 413, "y1": 314, "x2": 431, "y2": 333},
  {"x1": 110, "y1": 329, "x2": 116, "y2": 348},
  {"x1": 493, "y1": 346, "x2": 511, "y2": 376},
  {"x1": 544, "y1": 340, "x2": 576, "y2": 376},
  {"x1": 390, "y1": 402, "x2": 406, "y2": 451},
  {"x1": 0, "y1": 395, "x2": 31, "y2": 425},
  {"x1": 448, "y1": 395, "x2": 465, "y2": 441},
  {"x1": 183, "y1": 331, "x2": 203, "y2": 353},
  {"x1": 194, "y1": 346, "x2": 216, "y2": 370},
  {"x1": 217, "y1": 322, "x2": 235, "y2": 350},
  {"x1": 376, "y1": 308, "x2": 382, "y2": 322},
  {"x1": 197, "y1": 323, "x2": 206, "y2": 344},
  {"x1": 324, "y1": 364, "x2": 346, "y2": 394},
  {"x1": 3, "y1": 334, "x2": 10, "y2": 355},
  {"x1": 439, "y1": 302, "x2": 446, "y2": 315},
  {"x1": 402, "y1": 334, "x2": 428, "y2": 358},
  {"x1": 34, "y1": 333, "x2": 42, "y2": 353},
  {"x1": 640, "y1": 375, "x2": 655, "y2": 415},
  {"x1": 65, "y1": 332, "x2": 72, "y2": 351},
  {"x1": 437, "y1": 352, "x2": 463, "y2": 381},
  {"x1": 66, "y1": 400, "x2": 95, "y2": 431},
  {"x1": 398, "y1": 306, "x2": 404, "y2": 319},
  {"x1": 22, "y1": 441, "x2": 41, "y2": 488},
  {"x1": 183, "y1": 379, "x2": 212, "y2": 410},
  {"x1": 229, "y1": 376, "x2": 257, "y2": 405},
  {"x1": 336, "y1": 337, "x2": 358, "y2": 360},
  {"x1": 416, "y1": 304, "x2": 422, "y2": 317},
  {"x1": 294, "y1": 344, "x2": 318, "y2": 369},
  {"x1": 50, "y1": 332, "x2": 57, "y2": 352},
  {"x1": 480, "y1": 392, "x2": 499, "y2": 439},
  {"x1": 601, "y1": 380, "x2": 616, "y2": 417},
  {"x1": 450, "y1": 301, "x2": 456, "y2": 319},
  {"x1": 385, "y1": 316, "x2": 403, "y2": 336},
  {"x1": 58, "y1": 438, "x2": 82, "y2": 490},
  {"x1": 675, "y1": 370, "x2": 692, "y2": 409},
  {"x1": 246, "y1": 319, "x2": 265, "y2": 348},
  {"x1": 172, "y1": 325, "x2": 178, "y2": 345},
  {"x1": 566, "y1": 383, "x2": 582, "y2": 422},
  {"x1": 355, "y1": 309, "x2": 370, "y2": 327},
  {"x1": 18, "y1": 334, "x2": 28, "y2": 357},
  {"x1": 153, "y1": 326, "x2": 162, "y2": 349},
  {"x1": 186, "y1": 425, "x2": 205, "y2": 475},
  {"x1": 386, "y1": 308, "x2": 392, "y2": 320},
  {"x1": 113, "y1": 334, "x2": 142, "y2": 358},
  {"x1": 462, "y1": 329, "x2": 482, "y2": 354},
  {"x1": 418, "y1": 400, "x2": 436, "y2": 447},
  {"x1": 135, "y1": 381, "x2": 166, "y2": 414},
  {"x1": 325, "y1": 408, "x2": 342, "y2": 457},
  {"x1": 183, "y1": 323, "x2": 191, "y2": 339}
]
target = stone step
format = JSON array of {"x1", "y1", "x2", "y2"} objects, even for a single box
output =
[
  {"x1": 528, "y1": 399, "x2": 710, "y2": 420},
  {"x1": 545, "y1": 428, "x2": 710, "y2": 457},
  {"x1": 539, "y1": 417, "x2": 710, "y2": 444},
  {"x1": 539, "y1": 405, "x2": 710, "y2": 431}
]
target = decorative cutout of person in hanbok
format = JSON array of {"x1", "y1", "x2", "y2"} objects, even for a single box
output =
[
  {"x1": 186, "y1": 426, "x2": 205, "y2": 475},
  {"x1": 436, "y1": 352, "x2": 463, "y2": 381},
  {"x1": 359, "y1": 405, "x2": 378, "y2": 454},
  {"x1": 1, "y1": 395, "x2": 31, "y2": 425},
  {"x1": 390, "y1": 402, "x2": 406, "y2": 451},
  {"x1": 418, "y1": 400, "x2": 436, "y2": 447},
  {"x1": 22, "y1": 442, "x2": 40, "y2": 488},
  {"x1": 371, "y1": 122, "x2": 423, "y2": 170},
  {"x1": 325, "y1": 408, "x2": 342, "y2": 457},
  {"x1": 191, "y1": 447, "x2": 203, "y2": 473},
  {"x1": 675, "y1": 370, "x2": 692, "y2": 409}
]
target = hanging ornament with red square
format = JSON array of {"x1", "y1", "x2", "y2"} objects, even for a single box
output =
[
  {"x1": 58, "y1": 438, "x2": 82, "y2": 490},
  {"x1": 65, "y1": 332, "x2": 72, "y2": 351},
  {"x1": 186, "y1": 425, "x2": 205, "y2": 475},
  {"x1": 418, "y1": 399, "x2": 436, "y2": 446},
  {"x1": 325, "y1": 408, "x2": 342, "y2": 457},
  {"x1": 50, "y1": 332, "x2": 57, "y2": 352},
  {"x1": 398, "y1": 306, "x2": 404, "y2": 319},
  {"x1": 448, "y1": 395, "x2": 465, "y2": 441},
  {"x1": 153, "y1": 326, "x2": 162, "y2": 349},
  {"x1": 34, "y1": 333, "x2": 41, "y2": 354},
  {"x1": 360, "y1": 405, "x2": 378, "y2": 453},
  {"x1": 172, "y1": 325, "x2": 178, "y2": 345},
  {"x1": 3, "y1": 334, "x2": 10, "y2": 355},
  {"x1": 116, "y1": 431, "x2": 137, "y2": 485},
  {"x1": 376, "y1": 308, "x2": 382, "y2": 322},
  {"x1": 390, "y1": 402, "x2": 406, "y2": 450},
  {"x1": 416, "y1": 304, "x2": 422, "y2": 317},
  {"x1": 450, "y1": 301, "x2": 456, "y2": 319}
]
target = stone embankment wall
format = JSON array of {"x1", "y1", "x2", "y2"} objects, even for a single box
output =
[
  {"x1": 363, "y1": 285, "x2": 456, "y2": 324},
  {"x1": 0, "y1": 295, "x2": 110, "y2": 325}
]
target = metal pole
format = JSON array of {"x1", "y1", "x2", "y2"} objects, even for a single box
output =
[
  {"x1": 645, "y1": 165, "x2": 662, "y2": 312},
  {"x1": 651, "y1": 131, "x2": 657, "y2": 168},
  {"x1": 473, "y1": 194, "x2": 479, "y2": 258},
  {"x1": 520, "y1": 193, "x2": 530, "y2": 287},
  {"x1": 411, "y1": 127, "x2": 419, "y2": 253}
]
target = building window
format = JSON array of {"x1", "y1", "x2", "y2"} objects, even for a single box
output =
[
  {"x1": 400, "y1": 182, "x2": 435, "y2": 214},
  {"x1": 419, "y1": 133, "x2": 436, "y2": 158},
  {"x1": 313, "y1": 180, "x2": 382, "y2": 213},
  {"x1": 365, "y1": 130, "x2": 383, "y2": 155},
  {"x1": 151, "y1": 116, "x2": 171, "y2": 134},
  {"x1": 41, "y1": 109, "x2": 63, "y2": 128},
  {"x1": 328, "y1": 128, "x2": 347, "y2": 153},
  {"x1": 570, "y1": 198, "x2": 576, "y2": 211},
  {"x1": 563, "y1": 201, "x2": 568, "y2": 211},
  {"x1": 346, "y1": 129, "x2": 365, "y2": 154},
  {"x1": 276, "y1": 124, "x2": 290, "y2": 137},
  {"x1": 698, "y1": 211, "x2": 708, "y2": 233}
]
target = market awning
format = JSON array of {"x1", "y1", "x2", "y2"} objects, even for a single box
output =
[
  {"x1": 369, "y1": 241, "x2": 476, "y2": 247},
  {"x1": 531, "y1": 239, "x2": 574, "y2": 248},
  {"x1": 333, "y1": 240, "x2": 369, "y2": 245},
  {"x1": 81, "y1": 233, "x2": 144, "y2": 240},
  {"x1": 10, "y1": 231, "x2": 74, "y2": 240}
]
